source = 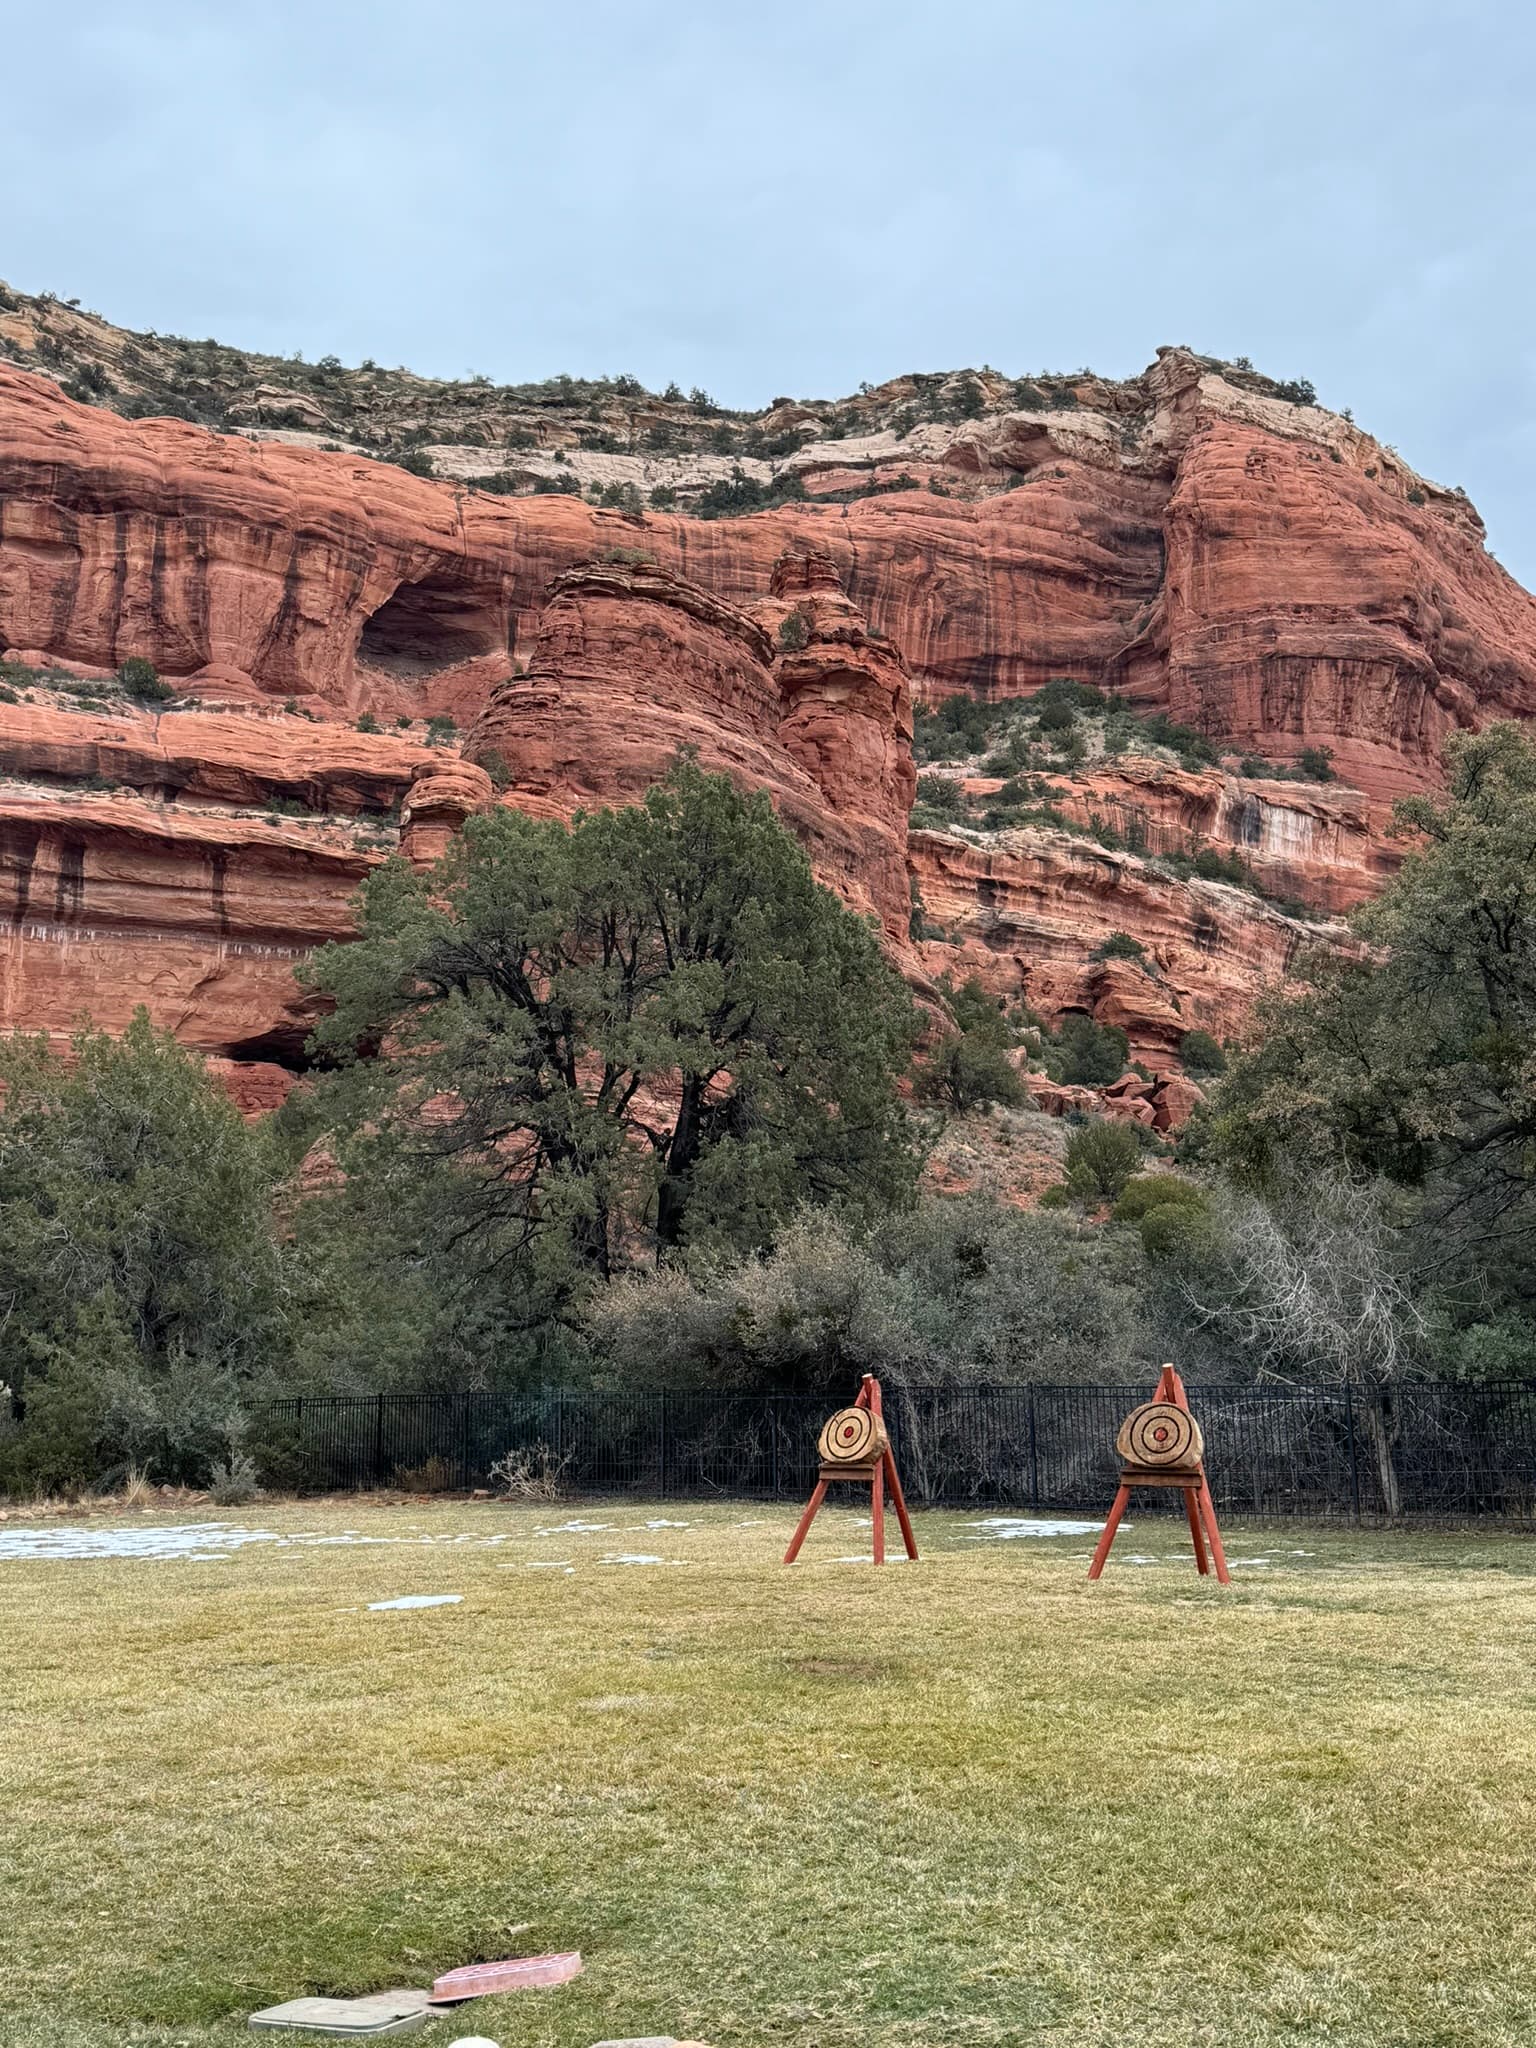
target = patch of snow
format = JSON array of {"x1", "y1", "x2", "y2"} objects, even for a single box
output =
[
  {"x1": 600, "y1": 1553, "x2": 666, "y2": 1566},
  {"x1": 964, "y1": 1517, "x2": 1109, "y2": 1540},
  {"x1": 367, "y1": 1593, "x2": 463, "y2": 1611},
  {"x1": 639, "y1": 1518, "x2": 690, "y2": 1529},
  {"x1": 534, "y1": 1520, "x2": 612, "y2": 1535},
  {"x1": 0, "y1": 1523, "x2": 286, "y2": 1562}
]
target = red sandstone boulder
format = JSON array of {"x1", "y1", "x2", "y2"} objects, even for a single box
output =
[
  {"x1": 1019, "y1": 1071, "x2": 1101, "y2": 1118},
  {"x1": 400, "y1": 760, "x2": 494, "y2": 867},
  {"x1": 1151, "y1": 1073, "x2": 1206, "y2": 1131}
]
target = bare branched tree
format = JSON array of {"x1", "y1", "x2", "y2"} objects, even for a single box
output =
[{"x1": 1179, "y1": 1171, "x2": 1426, "y2": 1512}]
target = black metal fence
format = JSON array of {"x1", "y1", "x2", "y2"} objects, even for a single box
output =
[{"x1": 251, "y1": 1379, "x2": 1536, "y2": 1520}]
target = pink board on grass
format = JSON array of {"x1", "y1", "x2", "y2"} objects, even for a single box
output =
[{"x1": 430, "y1": 1953, "x2": 582, "y2": 2002}]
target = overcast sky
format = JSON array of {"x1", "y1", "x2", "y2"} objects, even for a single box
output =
[{"x1": 8, "y1": 1, "x2": 1536, "y2": 581}]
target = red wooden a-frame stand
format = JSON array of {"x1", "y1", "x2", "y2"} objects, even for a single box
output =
[
  {"x1": 1088, "y1": 1365, "x2": 1230, "y2": 1583},
  {"x1": 783, "y1": 1374, "x2": 918, "y2": 1566}
]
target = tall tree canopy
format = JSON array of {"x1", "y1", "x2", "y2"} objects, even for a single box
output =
[
  {"x1": 1206, "y1": 723, "x2": 1536, "y2": 1309},
  {"x1": 301, "y1": 757, "x2": 922, "y2": 1341}
]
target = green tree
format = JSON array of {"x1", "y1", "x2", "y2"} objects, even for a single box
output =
[
  {"x1": 1064, "y1": 1119, "x2": 1142, "y2": 1204},
  {"x1": 585, "y1": 1197, "x2": 1147, "y2": 1398},
  {"x1": 1178, "y1": 1027, "x2": 1227, "y2": 1077},
  {"x1": 302, "y1": 757, "x2": 921, "y2": 1312},
  {"x1": 116, "y1": 655, "x2": 174, "y2": 704},
  {"x1": 1042, "y1": 1012, "x2": 1130, "y2": 1085},
  {"x1": 1204, "y1": 724, "x2": 1536, "y2": 1347},
  {"x1": 0, "y1": 1013, "x2": 289, "y2": 1490},
  {"x1": 922, "y1": 974, "x2": 1026, "y2": 1113}
]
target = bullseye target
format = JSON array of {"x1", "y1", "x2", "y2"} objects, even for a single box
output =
[
  {"x1": 1115, "y1": 1399, "x2": 1203, "y2": 1470},
  {"x1": 817, "y1": 1406, "x2": 888, "y2": 1466}
]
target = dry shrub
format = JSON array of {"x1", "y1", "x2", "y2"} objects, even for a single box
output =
[
  {"x1": 489, "y1": 1441, "x2": 571, "y2": 1501},
  {"x1": 392, "y1": 1454, "x2": 455, "y2": 1494}
]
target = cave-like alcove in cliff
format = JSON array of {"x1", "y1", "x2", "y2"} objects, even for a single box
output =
[
  {"x1": 357, "y1": 573, "x2": 502, "y2": 677},
  {"x1": 223, "y1": 1026, "x2": 318, "y2": 1073}
]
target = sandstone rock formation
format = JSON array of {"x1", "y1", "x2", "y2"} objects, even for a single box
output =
[
  {"x1": 0, "y1": 783, "x2": 383, "y2": 1099},
  {"x1": 6, "y1": 349, "x2": 1536, "y2": 801},
  {"x1": 0, "y1": 698, "x2": 435, "y2": 813},
  {"x1": 974, "y1": 758, "x2": 1402, "y2": 916},
  {"x1": 2, "y1": 323, "x2": 1535, "y2": 1120},
  {"x1": 399, "y1": 760, "x2": 494, "y2": 867},
  {"x1": 909, "y1": 823, "x2": 1325, "y2": 1064},
  {"x1": 753, "y1": 542, "x2": 916, "y2": 941},
  {"x1": 465, "y1": 549, "x2": 915, "y2": 943}
]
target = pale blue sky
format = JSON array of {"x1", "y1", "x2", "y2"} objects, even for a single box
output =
[{"x1": 8, "y1": 0, "x2": 1536, "y2": 581}]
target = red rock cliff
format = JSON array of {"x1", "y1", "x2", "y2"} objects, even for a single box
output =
[
  {"x1": 2, "y1": 350, "x2": 1535, "y2": 1111},
  {"x1": 6, "y1": 354, "x2": 1535, "y2": 799}
]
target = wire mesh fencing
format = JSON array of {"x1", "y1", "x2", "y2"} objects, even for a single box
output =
[{"x1": 251, "y1": 1378, "x2": 1536, "y2": 1520}]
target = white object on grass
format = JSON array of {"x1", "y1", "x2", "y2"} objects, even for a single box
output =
[
  {"x1": 964, "y1": 1517, "x2": 1109, "y2": 1540},
  {"x1": 0, "y1": 1523, "x2": 286, "y2": 1563},
  {"x1": 249, "y1": 1989, "x2": 431, "y2": 2034},
  {"x1": 0, "y1": 1524, "x2": 527, "y2": 1564},
  {"x1": 367, "y1": 1594, "x2": 463, "y2": 1611},
  {"x1": 447, "y1": 2038, "x2": 502, "y2": 2048}
]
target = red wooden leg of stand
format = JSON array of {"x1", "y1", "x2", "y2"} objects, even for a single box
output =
[
  {"x1": 1087, "y1": 1484, "x2": 1132, "y2": 1579},
  {"x1": 783, "y1": 1478, "x2": 829, "y2": 1564},
  {"x1": 884, "y1": 1450, "x2": 919, "y2": 1560},
  {"x1": 1184, "y1": 1485, "x2": 1211, "y2": 1574},
  {"x1": 871, "y1": 1461, "x2": 886, "y2": 1566},
  {"x1": 1197, "y1": 1476, "x2": 1231, "y2": 1584}
]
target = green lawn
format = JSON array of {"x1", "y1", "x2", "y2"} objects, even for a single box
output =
[{"x1": 3, "y1": 1500, "x2": 1536, "y2": 2047}]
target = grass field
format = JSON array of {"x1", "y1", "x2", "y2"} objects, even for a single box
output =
[{"x1": 4, "y1": 1499, "x2": 1536, "y2": 2048}]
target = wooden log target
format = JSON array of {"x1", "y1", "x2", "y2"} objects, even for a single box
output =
[
  {"x1": 783, "y1": 1374, "x2": 918, "y2": 1566},
  {"x1": 1089, "y1": 1365, "x2": 1229, "y2": 1585},
  {"x1": 1115, "y1": 1400, "x2": 1203, "y2": 1471},
  {"x1": 817, "y1": 1406, "x2": 889, "y2": 1467}
]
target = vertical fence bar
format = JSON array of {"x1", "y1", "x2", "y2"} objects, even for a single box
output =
[
  {"x1": 658, "y1": 1388, "x2": 669, "y2": 1498},
  {"x1": 1344, "y1": 1384, "x2": 1362, "y2": 1521},
  {"x1": 1026, "y1": 1385, "x2": 1039, "y2": 1509}
]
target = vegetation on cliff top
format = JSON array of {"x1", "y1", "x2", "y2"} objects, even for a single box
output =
[{"x1": 1, "y1": 276, "x2": 1341, "y2": 508}]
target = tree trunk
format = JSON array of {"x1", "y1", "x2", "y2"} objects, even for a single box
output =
[
  {"x1": 1357, "y1": 1386, "x2": 1402, "y2": 1518},
  {"x1": 656, "y1": 1077, "x2": 704, "y2": 1251}
]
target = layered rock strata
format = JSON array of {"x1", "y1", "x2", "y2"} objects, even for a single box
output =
[
  {"x1": 465, "y1": 551, "x2": 914, "y2": 943},
  {"x1": 5, "y1": 354, "x2": 1536, "y2": 799},
  {"x1": 968, "y1": 758, "x2": 1401, "y2": 916},
  {"x1": 2, "y1": 339, "x2": 1534, "y2": 1115},
  {"x1": 909, "y1": 825, "x2": 1328, "y2": 1065}
]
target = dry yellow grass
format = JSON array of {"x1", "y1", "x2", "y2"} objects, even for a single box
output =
[{"x1": 3, "y1": 1499, "x2": 1536, "y2": 2047}]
